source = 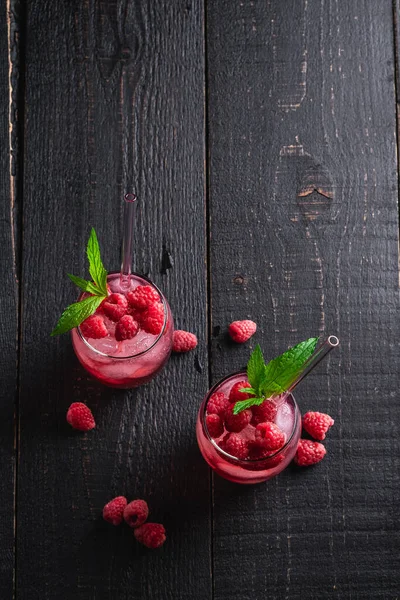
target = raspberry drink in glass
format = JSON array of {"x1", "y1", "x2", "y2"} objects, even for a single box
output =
[
  {"x1": 196, "y1": 336, "x2": 339, "y2": 484},
  {"x1": 52, "y1": 194, "x2": 174, "y2": 388},
  {"x1": 197, "y1": 371, "x2": 301, "y2": 484},
  {"x1": 71, "y1": 273, "x2": 173, "y2": 388}
]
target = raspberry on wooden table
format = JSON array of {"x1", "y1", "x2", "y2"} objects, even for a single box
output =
[
  {"x1": 223, "y1": 433, "x2": 249, "y2": 459},
  {"x1": 123, "y1": 499, "x2": 149, "y2": 529},
  {"x1": 172, "y1": 330, "x2": 198, "y2": 352},
  {"x1": 141, "y1": 302, "x2": 164, "y2": 335},
  {"x1": 228, "y1": 320, "x2": 257, "y2": 343},
  {"x1": 102, "y1": 293, "x2": 129, "y2": 322},
  {"x1": 80, "y1": 314, "x2": 108, "y2": 339},
  {"x1": 115, "y1": 315, "x2": 139, "y2": 342},
  {"x1": 224, "y1": 405, "x2": 252, "y2": 433},
  {"x1": 207, "y1": 392, "x2": 230, "y2": 417},
  {"x1": 66, "y1": 402, "x2": 95, "y2": 431},
  {"x1": 134, "y1": 523, "x2": 166, "y2": 549},
  {"x1": 206, "y1": 413, "x2": 224, "y2": 438},
  {"x1": 254, "y1": 421, "x2": 286, "y2": 451},
  {"x1": 228, "y1": 380, "x2": 253, "y2": 402},
  {"x1": 103, "y1": 496, "x2": 127, "y2": 526},
  {"x1": 294, "y1": 439, "x2": 327, "y2": 466},
  {"x1": 127, "y1": 285, "x2": 160, "y2": 310},
  {"x1": 302, "y1": 411, "x2": 334, "y2": 441}
]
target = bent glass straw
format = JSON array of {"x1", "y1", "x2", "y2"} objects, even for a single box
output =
[{"x1": 285, "y1": 335, "x2": 340, "y2": 396}]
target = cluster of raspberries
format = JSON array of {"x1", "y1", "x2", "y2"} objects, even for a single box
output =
[
  {"x1": 206, "y1": 381, "x2": 285, "y2": 461},
  {"x1": 294, "y1": 411, "x2": 335, "y2": 466},
  {"x1": 206, "y1": 380, "x2": 335, "y2": 467},
  {"x1": 80, "y1": 285, "x2": 165, "y2": 341},
  {"x1": 103, "y1": 497, "x2": 166, "y2": 549}
]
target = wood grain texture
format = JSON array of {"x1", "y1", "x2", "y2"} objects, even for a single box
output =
[
  {"x1": 394, "y1": 0, "x2": 400, "y2": 165},
  {"x1": 0, "y1": 0, "x2": 20, "y2": 596},
  {"x1": 207, "y1": 1, "x2": 400, "y2": 598},
  {"x1": 18, "y1": 1, "x2": 209, "y2": 598}
]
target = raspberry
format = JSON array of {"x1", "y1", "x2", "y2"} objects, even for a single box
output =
[
  {"x1": 251, "y1": 400, "x2": 278, "y2": 426},
  {"x1": 206, "y1": 414, "x2": 224, "y2": 438},
  {"x1": 134, "y1": 523, "x2": 166, "y2": 549},
  {"x1": 123, "y1": 499, "x2": 149, "y2": 528},
  {"x1": 224, "y1": 405, "x2": 252, "y2": 433},
  {"x1": 228, "y1": 380, "x2": 252, "y2": 402},
  {"x1": 115, "y1": 315, "x2": 139, "y2": 342},
  {"x1": 217, "y1": 433, "x2": 230, "y2": 452},
  {"x1": 141, "y1": 302, "x2": 164, "y2": 335},
  {"x1": 228, "y1": 320, "x2": 257, "y2": 343},
  {"x1": 294, "y1": 439, "x2": 326, "y2": 466},
  {"x1": 302, "y1": 411, "x2": 334, "y2": 441},
  {"x1": 248, "y1": 443, "x2": 285, "y2": 469},
  {"x1": 127, "y1": 285, "x2": 160, "y2": 310},
  {"x1": 254, "y1": 422, "x2": 286, "y2": 451},
  {"x1": 102, "y1": 293, "x2": 129, "y2": 322},
  {"x1": 127, "y1": 305, "x2": 145, "y2": 322},
  {"x1": 103, "y1": 496, "x2": 127, "y2": 526},
  {"x1": 172, "y1": 330, "x2": 198, "y2": 352},
  {"x1": 80, "y1": 314, "x2": 108, "y2": 339},
  {"x1": 66, "y1": 402, "x2": 95, "y2": 431},
  {"x1": 207, "y1": 392, "x2": 230, "y2": 417},
  {"x1": 223, "y1": 433, "x2": 249, "y2": 459}
]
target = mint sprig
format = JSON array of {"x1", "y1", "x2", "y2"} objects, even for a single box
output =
[
  {"x1": 246, "y1": 344, "x2": 265, "y2": 393},
  {"x1": 260, "y1": 338, "x2": 318, "y2": 398},
  {"x1": 87, "y1": 228, "x2": 108, "y2": 296},
  {"x1": 51, "y1": 228, "x2": 108, "y2": 336},
  {"x1": 233, "y1": 338, "x2": 318, "y2": 414}
]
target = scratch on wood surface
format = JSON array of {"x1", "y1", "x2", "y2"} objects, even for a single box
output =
[
  {"x1": 362, "y1": 172, "x2": 368, "y2": 239},
  {"x1": 273, "y1": 0, "x2": 308, "y2": 111},
  {"x1": 194, "y1": 354, "x2": 203, "y2": 373},
  {"x1": 285, "y1": 533, "x2": 292, "y2": 598},
  {"x1": 280, "y1": 144, "x2": 304, "y2": 157},
  {"x1": 6, "y1": 0, "x2": 16, "y2": 274},
  {"x1": 6, "y1": 2, "x2": 19, "y2": 596},
  {"x1": 398, "y1": 237, "x2": 400, "y2": 289},
  {"x1": 160, "y1": 244, "x2": 174, "y2": 274},
  {"x1": 306, "y1": 230, "x2": 325, "y2": 332}
]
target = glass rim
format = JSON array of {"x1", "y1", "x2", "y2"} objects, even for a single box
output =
[
  {"x1": 201, "y1": 370, "x2": 299, "y2": 464},
  {"x1": 76, "y1": 272, "x2": 168, "y2": 360}
]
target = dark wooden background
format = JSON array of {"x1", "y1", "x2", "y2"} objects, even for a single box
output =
[{"x1": 1, "y1": 1, "x2": 399, "y2": 598}]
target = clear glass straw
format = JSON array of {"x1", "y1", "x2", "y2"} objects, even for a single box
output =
[
  {"x1": 120, "y1": 193, "x2": 137, "y2": 290},
  {"x1": 284, "y1": 335, "x2": 339, "y2": 396}
]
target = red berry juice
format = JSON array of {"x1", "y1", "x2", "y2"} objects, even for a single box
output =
[
  {"x1": 196, "y1": 372, "x2": 301, "y2": 484},
  {"x1": 71, "y1": 273, "x2": 174, "y2": 388}
]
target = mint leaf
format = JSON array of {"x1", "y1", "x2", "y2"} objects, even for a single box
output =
[
  {"x1": 87, "y1": 228, "x2": 108, "y2": 295},
  {"x1": 246, "y1": 344, "x2": 265, "y2": 395},
  {"x1": 67, "y1": 274, "x2": 91, "y2": 292},
  {"x1": 260, "y1": 337, "x2": 318, "y2": 397},
  {"x1": 239, "y1": 387, "x2": 256, "y2": 396},
  {"x1": 51, "y1": 295, "x2": 104, "y2": 336},
  {"x1": 233, "y1": 397, "x2": 264, "y2": 415},
  {"x1": 67, "y1": 274, "x2": 105, "y2": 297},
  {"x1": 233, "y1": 337, "x2": 319, "y2": 414}
]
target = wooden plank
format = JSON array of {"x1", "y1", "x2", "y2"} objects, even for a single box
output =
[
  {"x1": 0, "y1": 1, "x2": 20, "y2": 596},
  {"x1": 394, "y1": 0, "x2": 400, "y2": 167},
  {"x1": 17, "y1": 1, "x2": 210, "y2": 598},
  {"x1": 207, "y1": 1, "x2": 400, "y2": 598}
]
